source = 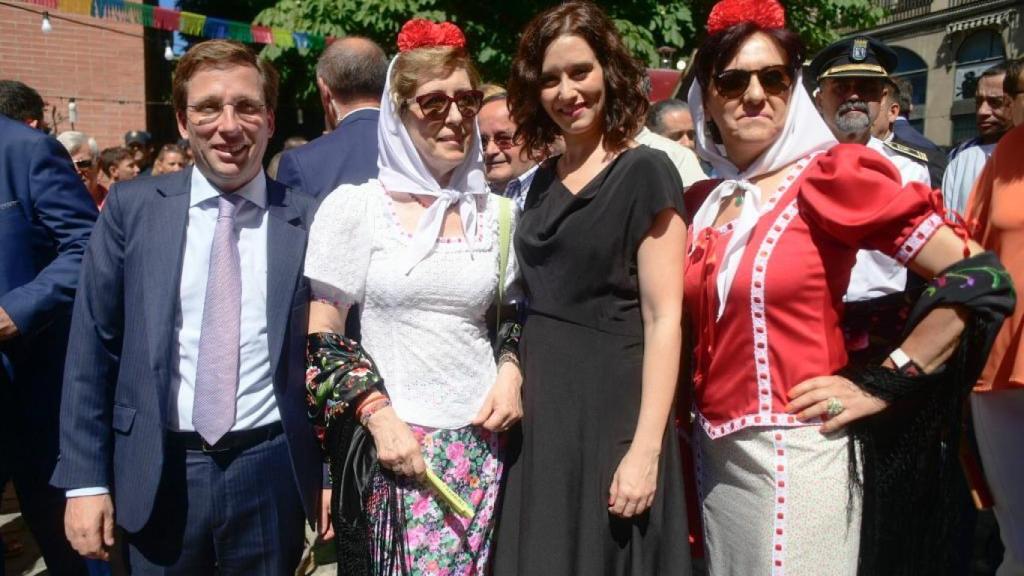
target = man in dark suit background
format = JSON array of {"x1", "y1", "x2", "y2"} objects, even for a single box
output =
[
  {"x1": 53, "y1": 40, "x2": 323, "y2": 574},
  {"x1": 890, "y1": 77, "x2": 948, "y2": 186},
  {"x1": 0, "y1": 83, "x2": 97, "y2": 575},
  {"x1": 275, "y1": 36, "x2": 387, "y2": 200}
]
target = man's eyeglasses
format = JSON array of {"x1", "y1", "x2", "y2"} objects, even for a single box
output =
[
  {"x1": 73, "y1": 159, "x2": 94, "y2": 170},
  {"x1": 481, "y1": 132, "x2": 516, "y2": 150},
  {"x1": 713, "y1": 65, "x2": 793, "y2": 100},
  {"x1": 186, "y1": 99, "x2": 267, "y2": 126},
  {"x1": 407, "y1": 90, "x2": 484, "y2": 121}
]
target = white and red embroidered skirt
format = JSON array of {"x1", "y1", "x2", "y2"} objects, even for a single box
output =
[{"x1": 695, "y1": 425, "x2": 861, "y2": 576}]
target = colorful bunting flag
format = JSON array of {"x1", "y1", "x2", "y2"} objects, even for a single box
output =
[
  {"x1": 227, "y1": 21, "x2": 252, "y2": 42},
  {"x1": 203, "y1": 16, "x2": 228, "y2": 39},
  {"x1": 153, "y1": 6, "x2": 179, "y2": 31},
  {"x1": 271, "y1": 27, "x2": 294, "y2": 48},
  {"x1": 123, "y1": 2, "x2": 153, "y2": 26},
  {"x1": 91, "y1": 0, "x2": 123, "y2": 19},
  {"x1": 39, "y1": 0, "x2": 330, "y2": 51},
  {"x1": 251, "y1": 25, "x2": 273, "y2": 44},
  {"x1": 57, "y1": 0, "x2": 92, "y2": 16},
  {"x1": 178, "y1": 11, "x2": 205, "y2": 35}
]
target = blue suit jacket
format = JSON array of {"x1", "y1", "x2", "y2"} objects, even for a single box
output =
[
  {"x1": 51, "y1": 167, "x2": 322, "y2": 533},
  {"x1": 893, "y1": 117, "x2": 944, "y2": 156},
  {"x1": 0, "y1": 115, "x2": 97, "y2": 476},
  {"x1": 276, "y1": 108, "x2": 380, "y2": 200}
]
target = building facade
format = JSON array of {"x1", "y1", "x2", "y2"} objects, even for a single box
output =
[
  {"x1": 0, "y1": 0, "x2": 150, "y2": 149},
  {"x1": 854, "y1": 0, "x2": 1022, "y2": 148}
]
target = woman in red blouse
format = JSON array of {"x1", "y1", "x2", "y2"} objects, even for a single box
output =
[{"x1": 684, "y1": 0, "x2": 994, "y2": 573}]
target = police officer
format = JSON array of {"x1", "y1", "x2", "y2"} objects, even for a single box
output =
[
  {"x1": 809, "y1": 36, "x2": 946, "y2": 187},
  {"x1": 809, "y1": 36, "x2": 935, "y2": 362}
]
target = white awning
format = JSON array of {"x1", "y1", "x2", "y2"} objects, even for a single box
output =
[{"x1": 947, "y1": 9, "x2": 1017, "y2": 33}]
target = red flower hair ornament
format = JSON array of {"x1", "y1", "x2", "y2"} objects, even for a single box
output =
[
  {"x1": 397, "y1": 19, "x2": 466, "y2": 52},
  {"x1": 706, "y1": 0, "x2": 786, "y2": 36}
]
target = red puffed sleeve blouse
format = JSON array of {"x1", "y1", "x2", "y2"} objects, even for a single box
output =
[{"x1": 683, "y1": 144, "x2": 944, "y2": 439}]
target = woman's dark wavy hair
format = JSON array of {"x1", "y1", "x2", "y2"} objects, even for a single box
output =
[
  {"x1": 507, "y1": 1, "x2": 649, "y2": 157},
  {"x1": 692, "y1": 22, "x2": 805, "y2": 96}
]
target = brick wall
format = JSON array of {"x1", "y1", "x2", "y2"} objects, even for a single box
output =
[{"x1": 0, "y1": 0, "x2": 148, "y2": 150}]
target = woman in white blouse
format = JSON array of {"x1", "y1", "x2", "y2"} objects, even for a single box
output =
[{"x1": 303, "y1": 19, "x2": 521, "y2": 575}]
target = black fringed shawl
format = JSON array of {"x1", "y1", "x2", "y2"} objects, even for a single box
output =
[
  {"x1": 840, "y1": 252, "x2": 1015, "y2": 575},
  {"x1": 306, "y1": 332, "x2": 408, "y2": 576}
]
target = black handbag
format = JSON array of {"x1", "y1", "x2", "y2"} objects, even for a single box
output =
[{"x1": 328, "y1": 411, "x2": 407, "y2": 576}]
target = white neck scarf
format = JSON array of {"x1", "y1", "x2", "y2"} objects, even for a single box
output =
[
  {"x1": 688, "y1": 73, "x2": 837, "y2": 318},
  {"x1": 377, "y1": 56, "x2": 489, "y2": 274}
]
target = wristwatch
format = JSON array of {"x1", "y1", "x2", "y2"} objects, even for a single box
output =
[{"x1": 888, "y1": 347, "x2": 922, "y2": 377}]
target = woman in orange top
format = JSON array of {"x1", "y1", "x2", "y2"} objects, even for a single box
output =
[{"x1": 966, "y1": 59, "x2": 1024, "y2": 576}]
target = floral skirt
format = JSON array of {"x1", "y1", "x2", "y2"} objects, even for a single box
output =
[{"x1": 369, "y1": 425, "x2": 504, "y2": 575}]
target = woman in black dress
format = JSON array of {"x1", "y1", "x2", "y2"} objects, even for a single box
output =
[{"x1": 493, "y1": 2, "x2": 691, "y2": 574}]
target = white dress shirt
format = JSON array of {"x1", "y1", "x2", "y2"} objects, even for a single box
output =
[
  {"x1": 170, "y1": 167, "x2": 279, "y2": 432},
  {"x1": 68, "y1": 168, "x2": 279, "y2": 498},
  {"x1": 942, "y1": 143, "x2": 994, "y2": 216}
]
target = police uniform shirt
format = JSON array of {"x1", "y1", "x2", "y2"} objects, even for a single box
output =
[{"x1": 844, "y1": 137, "x2": 931, "y2": 303}]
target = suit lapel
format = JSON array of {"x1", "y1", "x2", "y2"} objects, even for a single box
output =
[
  {"x1": 142, "y1": 169, "x2": 191, "y2": 405},
  {"x1": 265, "y1": 178, "x2": 307, "y2": 381}
]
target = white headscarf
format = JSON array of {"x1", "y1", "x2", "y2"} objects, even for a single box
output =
[
  {"x1": 687, "y1": 72, "x2": 837, "y2": 318},
  {"x1": 377, "y1": 55, "x2": 489, "y2": 274}
]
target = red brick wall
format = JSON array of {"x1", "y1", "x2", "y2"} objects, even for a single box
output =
[{"x1": 0, "y1": 0, "x2": 147, "y2": 150}]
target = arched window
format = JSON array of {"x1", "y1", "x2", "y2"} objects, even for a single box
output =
[
  {"x1": 891, "y1": 46, "x2": 928, "y2": 108},
  {"x1": 954, "y1": 29, "x2": 1005, "y2": 100}
]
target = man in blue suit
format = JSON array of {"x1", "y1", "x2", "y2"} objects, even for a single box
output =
[
  {"x1": 275, "y1": 36, "x2": 387, "y2": 200},
  {"x1": 0, "y1": 82, "x2": 97, "y2": 576},
  {"x1": 53, "y1": 41, "x2": 323, "y2": 574}
]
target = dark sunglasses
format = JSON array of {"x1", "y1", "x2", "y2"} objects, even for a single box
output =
[
  {"x1": 713, "y1": 65, "x2": 792, "y2": 99},
  {"x1": 409, "y1": 90, "x2": 484, "y2": 121},
  {"x1": 73, "y1": 159, "x2": 94, "y2": 169},
  {"x1": 481, "y1": 132, "x2": 515, "y2": 150}
]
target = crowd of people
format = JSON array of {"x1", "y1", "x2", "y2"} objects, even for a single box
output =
[{"x1": 1, "y1": 0, "x2": 1023, "y2": 575}]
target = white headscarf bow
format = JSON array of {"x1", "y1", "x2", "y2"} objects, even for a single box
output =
[
  {"x1": 377, "y1": 56, "x2": 489, "y2": 274},
  {"x1": 687, "y1": 73, "x2": 837, "y2": 319}
]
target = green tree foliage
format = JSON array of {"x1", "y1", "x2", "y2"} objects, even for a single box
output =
[
  {"x1": 250, "y1": 0, "x2": 879, "y2": 107},
  {"x1": 252, "y1": 0, "x2": 695, "y2": 103}
]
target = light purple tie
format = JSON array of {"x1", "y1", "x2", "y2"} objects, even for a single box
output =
[{"x1": 192, "y1": 194, "x2": 241, "y2": 445}]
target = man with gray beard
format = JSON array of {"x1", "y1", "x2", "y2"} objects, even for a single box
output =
[
  {"x1": 808, "y1": 36, "x2": 933, "y2": 364},
  {"x1": 811, "y1": 37, "x2": 945, "y2": 187}
]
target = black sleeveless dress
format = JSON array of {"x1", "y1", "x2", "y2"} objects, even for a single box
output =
[{"x1": 494, "y1": 146, "x2": 692, "y2": 576}]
